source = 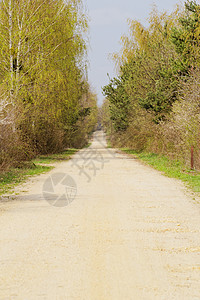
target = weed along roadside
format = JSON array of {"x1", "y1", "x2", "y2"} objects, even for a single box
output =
[
  {"x1": 0, "y1": 149, "x2": 78, "y2": 196},
  {"x1": 121, "y1": 149, "x2": 200, "y2": 195}
]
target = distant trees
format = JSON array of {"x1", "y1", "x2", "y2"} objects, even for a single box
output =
[
  {"x1": 103, "y1": 0, "x2": 200, "y2": 169},
  {"x1": 0, "y1": 0, "x2": 97, "y2": 169}
]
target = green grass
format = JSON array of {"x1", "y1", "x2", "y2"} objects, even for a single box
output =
[
  {"x1": 0, "y1": 148, "x2": 78, "y2": 195},
  {"x1": 33, "y1": 149, "x2": 78, "y2": 165},
  {"x1": 106, "y1": 138, "x2": 112, "y2": 148},
  {"x1": 122, "y1": 149, "x2": 200, "y2": 194},
  {"x1": 84, "y1": 142, "x2": 92, "y2": 148},
  {"x1": 0, "y1": 164, "x2": 53, "y2": 195}
]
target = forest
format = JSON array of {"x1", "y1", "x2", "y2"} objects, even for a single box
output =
[
  {"x1": 0, "y1": 0, "x2": 97, "y2": 170},
  {"x1": 102, "y1": 0, "x2": 200, "y2": 170}
]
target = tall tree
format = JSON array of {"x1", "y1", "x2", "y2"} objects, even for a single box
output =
[{"x1": 0, "y1": 0, "x2": 97, "y2": 167}]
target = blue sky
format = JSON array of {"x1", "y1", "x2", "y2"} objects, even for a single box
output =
[{"x1": 85, "y1": 0, "x2": 182, "y2": 105}]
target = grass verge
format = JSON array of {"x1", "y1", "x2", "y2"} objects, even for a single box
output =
[
  {"x1": 0, "y1": 164, "x2": 53, "y2": 195},
  {"x1": 33, "y1": 149, "x2": 78, "y2": 165},
  {"x1": 0, "y1": 149, "x2": 78, "y2": 195},
  {"x1": 122, "y1": 149, "x2": 200, "y2": 194},
  {"x1": 84, "y1": 143, "x2": 92, "y2": 149}
]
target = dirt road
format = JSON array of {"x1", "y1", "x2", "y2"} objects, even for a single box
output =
[{"x1": 0, "y1": 131, "x2": 200, "y2": 299}]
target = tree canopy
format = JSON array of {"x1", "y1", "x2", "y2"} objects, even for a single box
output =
[
  {"x1": 0, "y1": 0, "x2": 97, "y2": 168},
  {"x1": 102, "y1": 1, "x2": 200, "y2": 169}
]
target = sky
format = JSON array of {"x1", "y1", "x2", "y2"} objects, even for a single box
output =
[{"x1": 85, "y1": 0, "x2": 182, "y2": 106}]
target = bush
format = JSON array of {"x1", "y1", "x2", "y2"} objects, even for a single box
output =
[{"x1": 0, "y1": 125, "x2": 34, "y2": 170}]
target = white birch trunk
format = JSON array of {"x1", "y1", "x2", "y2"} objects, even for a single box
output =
[
  {"x1": 8, "y1": 0, "x2": 16, "y2": 131},
  {"x1": 8, "y1": 0, "x2": 14, "y2": 95},
  {"x1": 16, "y1": 11, "x2": 25, "y2": 92}
]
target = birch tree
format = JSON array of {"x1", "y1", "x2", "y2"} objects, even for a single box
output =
[{"x1": 0, "y1": 0, "x2": 97, "y2": 167}]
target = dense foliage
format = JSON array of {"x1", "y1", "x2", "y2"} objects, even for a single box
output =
[
  {"x1": 103, "y1": 0, "x2": 200, "y2": 169},
  {"x1": 0, "y1": 0, "x2": 97, "y2": 169}
]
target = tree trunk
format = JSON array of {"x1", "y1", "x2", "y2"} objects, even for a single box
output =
[{"x1": 8, "y1": 0, "x2": 14, "y2": 95}]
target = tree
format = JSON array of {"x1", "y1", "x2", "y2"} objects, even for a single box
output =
[
  {"x1": 104, "y1": 7, "x2": 180, "y2": 125},
  {"x1": 0, "y1": 0, "x2": 97, "y2": 168},
  {"x1": 171, "y1": 0, "x2": 200, "y2": 70}
]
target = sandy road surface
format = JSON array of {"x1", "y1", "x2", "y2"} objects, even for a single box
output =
[{"x1": 0, "y1": 131, "x2": 200, "y2": 299}]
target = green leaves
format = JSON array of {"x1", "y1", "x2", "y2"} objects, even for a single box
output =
[
  {"x1": 0, "y1": 0, "x2": 97, "y2": 167},
  {"x1": 103, "y1": 5, "x2": 181, "y2": 128},
  {"x1": 102, "y1": 74, "x2": 130, "y2": 131},
  {"x1": 171, "y1": 0, "x2": 200, "y2": 68},
  {"x1": 102, "y1": 1, "x2": 200, "y2": 170}
]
